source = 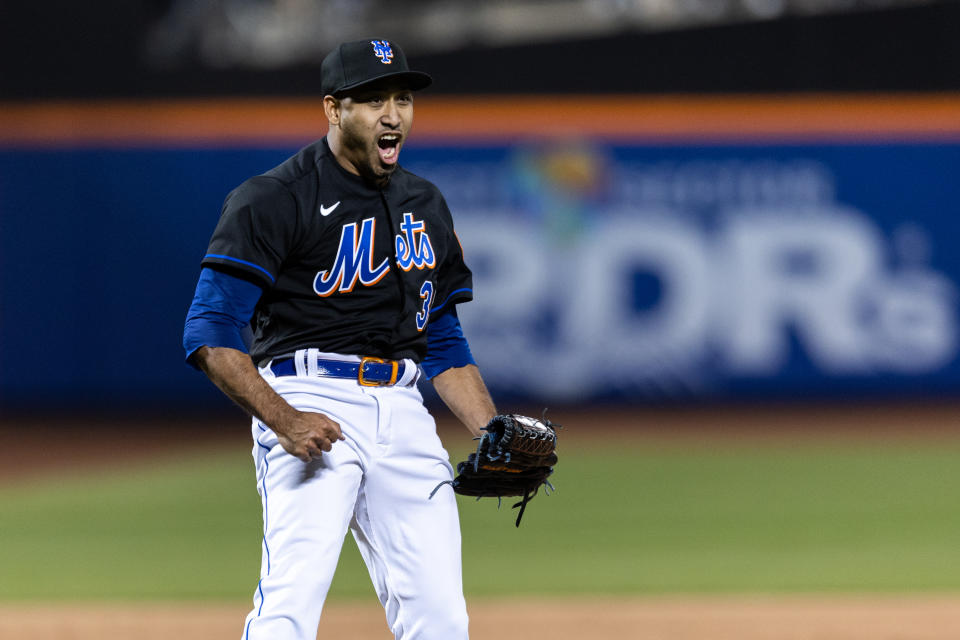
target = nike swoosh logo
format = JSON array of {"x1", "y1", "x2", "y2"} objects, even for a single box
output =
[{"x1": 320, "y1": 201, "x2": 341, "y2": 216}]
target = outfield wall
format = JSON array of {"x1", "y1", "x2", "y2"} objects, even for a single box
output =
[{"x1": 2, "y1": 96, "x2": 959, "y2": 409}]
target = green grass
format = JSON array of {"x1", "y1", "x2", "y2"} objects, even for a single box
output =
[{"x1": 2, "y1": 437, "x2": 960, "y2": 601}]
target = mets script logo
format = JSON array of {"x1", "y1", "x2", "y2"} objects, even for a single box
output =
[
  {"x1": 313, "y1": 218, "x2": 390, "y2": 297},
  {"x1": 371, "y1": 40, "x2": 393, "y2": 64},
  {"x1": 395, "y1": 212, "x2": 436, "y2": 270},
  {"x1": 313, "y1": 213, "x2": 435, "y2": 297}
]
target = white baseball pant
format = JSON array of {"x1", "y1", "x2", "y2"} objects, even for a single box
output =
[{"x1": 241, "y1": 350, "x2": 469, "y2": 640}]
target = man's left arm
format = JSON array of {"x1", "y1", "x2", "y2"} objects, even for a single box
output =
[
  {"x1": 422, "y1": 306, "x2": 496, "y2": 436},
  {"x1": 431, "y1": 364, "x2": 496, "y2": 437},
  {"x1": 424, "y1": 308, "x2": 558, "y2": 527}
]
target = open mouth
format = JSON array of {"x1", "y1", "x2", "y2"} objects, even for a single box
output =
[{"x1": 377, "y1": 133, "x2": 401, "y2": 165}]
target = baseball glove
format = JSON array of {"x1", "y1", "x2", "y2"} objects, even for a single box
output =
[{"x1": 431, "y1": 414, "x2": 559, "y2": 527}]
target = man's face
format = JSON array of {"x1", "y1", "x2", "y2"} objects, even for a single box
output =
[{"x1": 334, "y1": 81, "x2": 414, "y2": 187}]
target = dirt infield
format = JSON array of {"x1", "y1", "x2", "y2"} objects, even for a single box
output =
[{"x1": 4, "y1": 596, "x2": 960, "y2": 640}]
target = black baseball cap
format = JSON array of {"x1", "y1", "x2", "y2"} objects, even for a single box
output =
[{"x1": 321, "y1": 39, "x2": 432, "y2": 97}]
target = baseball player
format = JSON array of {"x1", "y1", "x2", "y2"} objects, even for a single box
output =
[{"x1": 183, "y1": 40, "x2": 496, "y2": 639}]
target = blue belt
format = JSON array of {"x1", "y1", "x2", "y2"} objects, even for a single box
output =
[{"x1": 270, "y1": 356, "x2": 405, "y2": 387}]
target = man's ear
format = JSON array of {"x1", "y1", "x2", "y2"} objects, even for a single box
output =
[{"x1": 323, "y1": 95, "x2": 341, "y2": 127}]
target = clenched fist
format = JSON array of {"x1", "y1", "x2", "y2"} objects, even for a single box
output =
[{"x1": 273, "y1": 410, "x2": 344, "y2": 462}]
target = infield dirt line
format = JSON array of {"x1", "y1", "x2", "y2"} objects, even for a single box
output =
[{"x1": 3, "y1": 595, "x2": 960, "y2": 640}]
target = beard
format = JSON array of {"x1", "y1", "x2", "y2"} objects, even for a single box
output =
[{"x1": 339, "y1": 119, "x2": 397, "y2": 188}]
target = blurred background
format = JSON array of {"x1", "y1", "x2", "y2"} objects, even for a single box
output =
[
  {"x1": 3, "y1": 0, "x2": 960, "y2": 412},
  {"x1": 3, "y1": 1, "x2": 960, "y2": 637}
]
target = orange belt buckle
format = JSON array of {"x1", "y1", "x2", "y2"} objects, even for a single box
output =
[{"x1": 358, "y1": 356, "x2": 399, "y2": 387}]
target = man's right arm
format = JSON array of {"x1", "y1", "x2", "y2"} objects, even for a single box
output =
[
  {"x1": 191, "y1": 346, "x2": 343, "y2": 462},
  {"x1": 183, "y1": 267, "x2": 342, "y2": 462}
]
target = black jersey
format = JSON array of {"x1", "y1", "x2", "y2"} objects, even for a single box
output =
[{"x1": 202, "y1": 138, "x2": 473, "y2": 365}]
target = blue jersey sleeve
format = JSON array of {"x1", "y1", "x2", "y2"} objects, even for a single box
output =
[
  {"x1": 421, "y1": 306, "x2": 476, "y2": 379},
  {"x1": 182, "y1": 267, "x2": 264, "y2": 368}
]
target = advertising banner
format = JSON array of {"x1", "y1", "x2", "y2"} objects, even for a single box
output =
[
  {"x1": 1, "y1": 97, "x2": 959, "y2": 406},
  {"x1": 404, "y1": 142, "x2": 960, "y2": 401}
]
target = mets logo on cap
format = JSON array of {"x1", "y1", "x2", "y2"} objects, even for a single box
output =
[{"x1": 371, "y1": 40, "x2": 393, "y2": 64}]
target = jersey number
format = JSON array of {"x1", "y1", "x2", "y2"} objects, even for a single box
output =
[{"x1": 417, "y1": 280, "x2": 434, "y2": 332}]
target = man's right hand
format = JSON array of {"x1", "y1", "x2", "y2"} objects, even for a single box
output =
[{"x1": 273, "y1": 410, "x2": 345, "y2": 462}]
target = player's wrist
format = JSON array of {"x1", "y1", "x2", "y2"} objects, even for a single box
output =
[{"x1": 252, "y1": 393, "x2": 300, "y2": 435}]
